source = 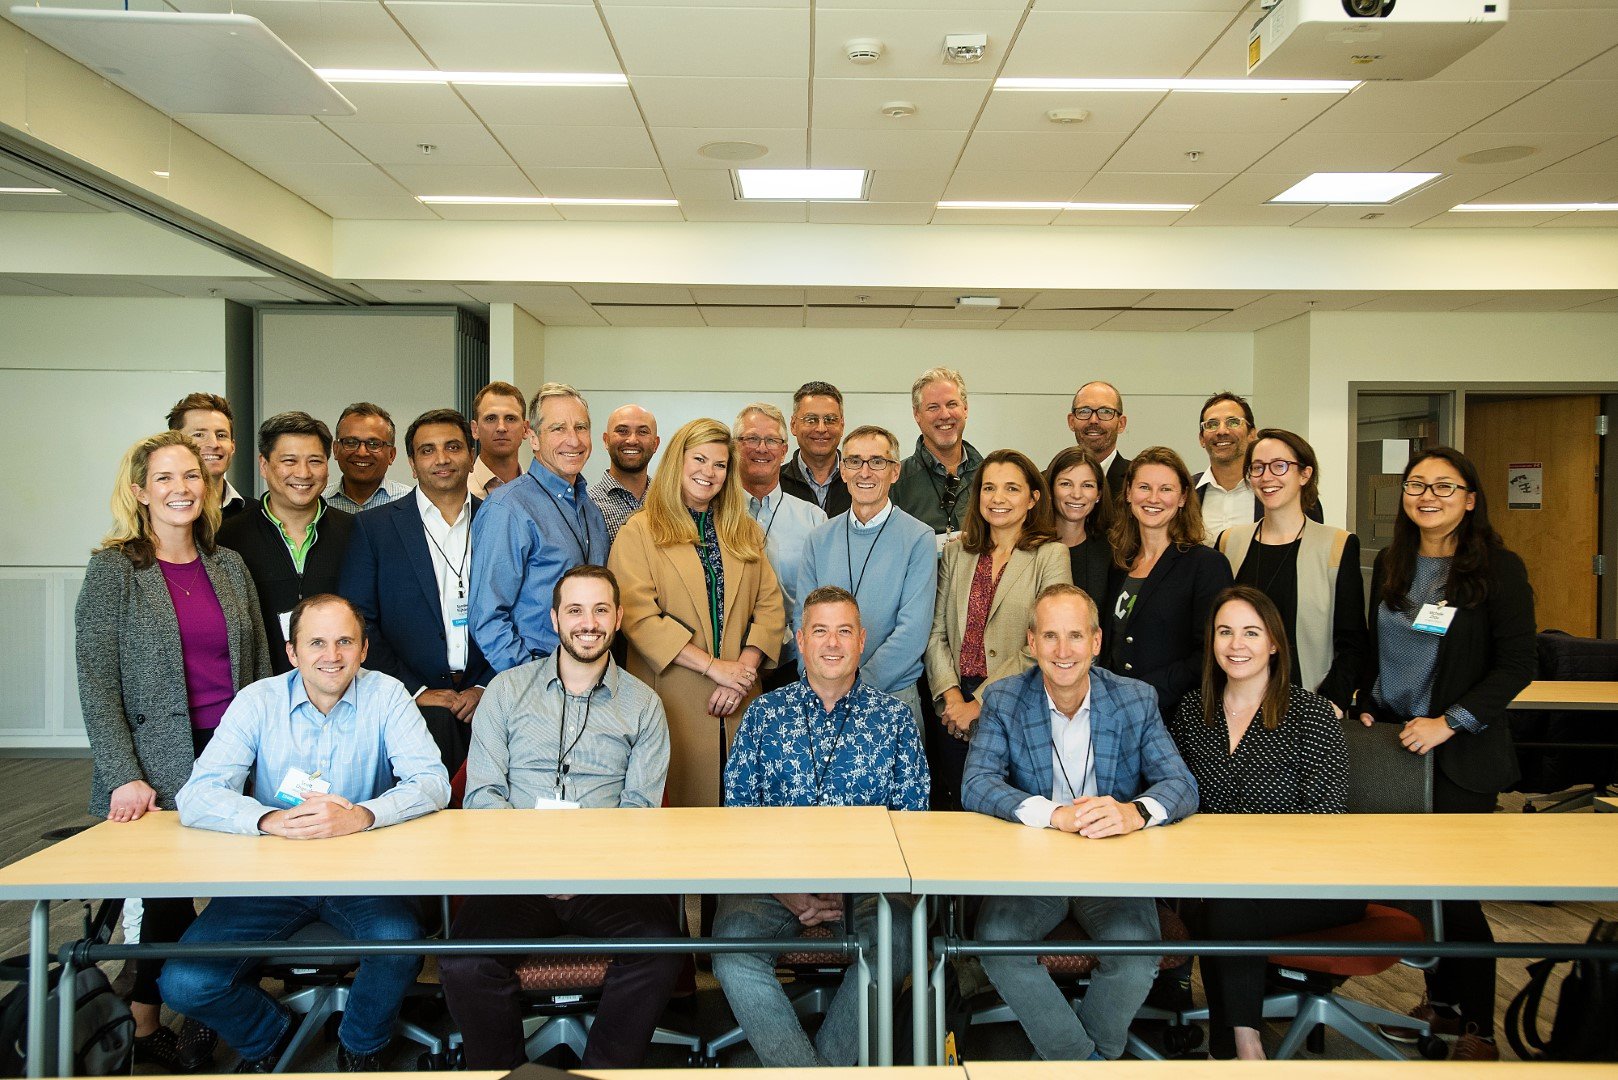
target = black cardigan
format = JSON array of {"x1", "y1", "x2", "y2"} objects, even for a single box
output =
[
  {"x1": 1358, "y1": 546, "x2": 1537, "y2": 795},
  {"x1": 217, "y1": 498, "x2": 356, "y2": 673},
  {"x1": 1102, "y1": 541, "x2": 1234, "y2": 720}
]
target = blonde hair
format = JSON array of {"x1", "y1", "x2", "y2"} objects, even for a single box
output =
[
  {"x1": 911, "y1": 366, "x2": 968, "y2": 411},
  {"x1": 98, "y1": 431, "x2": 220, "y2": 568},
  {"x1": 642, "y1": 418, "x2": 764, "y2": 562},
  {"x1": 733, "y1": 402, "x2": 787, "y2": 438}
]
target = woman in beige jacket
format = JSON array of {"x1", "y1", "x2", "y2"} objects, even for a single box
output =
[
  {"x1": 609, "y1": 418, "x2": 786, "y2": 808},
  {"x1": 926, "y1": 448, "x2": 1071, "y2": 807}
]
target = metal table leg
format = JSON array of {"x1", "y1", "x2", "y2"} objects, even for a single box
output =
[
  {"x1": 26, "y1": 900, "x2": 49, "y2": 1079},
  {"x1": 912, "y1": 895, "x2": 929, "y2": 1063},
  {"x1": 55, "y1": 951, "x2": 75, "y2": 1078},
  {"x1": 856, "y1": 948, "x2": 870, "y2": 1067},
  {"x1": 875, "y1": 892, "x2": 893, "y2": 1066}
]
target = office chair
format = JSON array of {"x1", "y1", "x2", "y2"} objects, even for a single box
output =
[
  {"x1": 1518, "y1": 630, "x2": 1617, "y2": 813},
  {"x1": 701, "y1": 921, "x2": 863, "y2": 1063}
]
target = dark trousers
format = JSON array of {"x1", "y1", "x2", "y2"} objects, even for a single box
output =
[
  {"x1": 927, "y1": 675, "x2": 981, "y2": 811},
  {"x1": 418, "y1": 704, "x2": 471, "y2": 775},
  {"x1": 130, "y1": 726, "x2": 214, "y2": 1007},
  {"x1": 1428, "y1": 772, "x2": 1499, "y2": 1036},
  {"x1": 1192, "y1": 896, "x2": 1367, "y2": 1051},
  {"x1": 441, "y1": 894, "x2": 682, "y2": 1069}
]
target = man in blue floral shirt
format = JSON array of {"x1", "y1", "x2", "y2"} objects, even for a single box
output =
[{"x1": 715, "y1": 585, "x2": 928, "y2": 1066}]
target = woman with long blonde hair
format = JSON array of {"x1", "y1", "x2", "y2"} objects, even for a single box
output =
[{"x1": 608, "y1": 418, "x2": 785, "y2": 807}]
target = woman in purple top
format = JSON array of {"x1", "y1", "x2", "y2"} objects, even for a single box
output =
[{"x1": 76, "y1": 430, "x2": 271, "y2": 1069}]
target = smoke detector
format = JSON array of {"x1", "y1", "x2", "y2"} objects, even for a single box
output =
[
  {"x1": 845, "y1": 38, "x2": 884, "y2": 65},
  {"x1": 1046, "y1": 108, "x2": 1090, "y2": 124},
  {"x1": 881, "y1": 101, "x2": 917, "y2": 118},
  {"x1": 943, "y1": 33, "x2": 986, "y2": 64}
]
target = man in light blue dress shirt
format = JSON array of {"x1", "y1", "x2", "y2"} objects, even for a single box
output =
[
  {"x1": 162, "y1": 594, "x2": 450, "y2": 1073},
  {"x1": 468, "y1": 383, "x2": 610, "y2": 671}
]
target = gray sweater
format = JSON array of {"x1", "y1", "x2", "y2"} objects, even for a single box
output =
[{"x1": 75, "y1": 545, "x2": 271, "y2": 817}]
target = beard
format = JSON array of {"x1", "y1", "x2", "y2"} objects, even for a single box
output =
[
  {"x1": 559, "y1": 628, "x2": 613, "y2": 664},
  {"x1": 610, "y1": 450, "x2": 649, "y2": 474}
]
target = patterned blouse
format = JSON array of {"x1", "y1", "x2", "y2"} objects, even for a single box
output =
[
  {"x1": 958, "y1": 552, "x2": 1005, "y2": 679},
  {"x1": 689, "y1": 508, "x2": 726, "y2": 652},
  {"x1": 1169, "y1": 687, "x2": 1349, "y2": 814}
]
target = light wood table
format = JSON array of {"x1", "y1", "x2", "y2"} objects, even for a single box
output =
[
  {"x1": 966, "y1": 1063, "x2": 1618, "y2": 1079},
  {"x1": 0, "y1": 806, "x2": 911, "y2": 1075},
  {"x1": 1597, "y1": 796, "x2": 1618, "y2": 813},
  {"x1": 1509, "y1": 680, "x2": 1618, "y2": 710}
]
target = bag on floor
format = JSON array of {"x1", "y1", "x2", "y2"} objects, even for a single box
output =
[
  {"x1": 0, "y1": 957, "x2": 134, "y2": 1077},
  {"x1": 1505, "y1": 918, "x2": 1618, "y2": 1062}
]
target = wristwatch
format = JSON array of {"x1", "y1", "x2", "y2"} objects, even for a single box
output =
[{"x1": 1131, "y1": 800, "x2": 1151, "y2": 826}]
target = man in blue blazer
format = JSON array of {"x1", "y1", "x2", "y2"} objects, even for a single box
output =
[
  {"x1": 339, "y1": 408, "x2": 494, "y2": 771},
  {"x1": 963, "y1": 582, "x2": 1197, "y2": 1062}
]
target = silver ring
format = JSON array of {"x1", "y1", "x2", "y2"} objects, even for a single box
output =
[{"x1": 1413, "y1": 742, "x2": 1422, "y2": 750}]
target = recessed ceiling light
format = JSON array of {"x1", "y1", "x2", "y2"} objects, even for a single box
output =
[
  {"x1": 736, "y1": 169, "x2": 867, "y2": 201},
  {"x1": 1268, "y1": 172, "x2": 1441, "y2": 204},
  {"x1": 316, "y1": 69, "x2": 627, "y2": 87},
  {"x1": 996, "y1": 77, "x2": 1358, "y2": 94},
  {"x1": 937, "y1": 200, "x2": 1195, "y2": 212},
  {"x1": 1450, "y1": 202, "x2": 1618, "y2": 213},
  {"x1": 0, "y1": 186, "x2": 60, "y2": 194},
  {"x1": 1456, "y1": 145, "x2": 1538, "y2": 165},
  {"x1": 152, "y1": 170, "x2": 170, "y2": 178},
  {"x1": 417, "y1": 195, "x2": 678, "y2": 206},
  {"x1": 698, "y1": 141, "x2": 769, "y2": 161}
]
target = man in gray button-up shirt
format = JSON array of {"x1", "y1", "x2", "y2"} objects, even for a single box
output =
[{"x1": 441, "y1": 564, "x2": 680, "y2": 1070}]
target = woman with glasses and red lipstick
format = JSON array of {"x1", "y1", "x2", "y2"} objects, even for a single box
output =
[{"x1": 1214, "y1": 429, "x2": 1367, "y2": 717}]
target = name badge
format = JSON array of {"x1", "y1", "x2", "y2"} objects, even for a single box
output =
[
  {"x1": 452, "y1": 595, "x2": 469, "y2": 629},
  {"x1": 534, "y1": 796, "x2": 582, "y2": 811},
  {"x1": 935, "y1": 529, "x2": 961, "y2": 555},
  {"x1": 1413, "y1": 602, "x2": 1457, "y2": 636},
  {"x1": 277, "y1": 610, "x2": 293, "y2": 641},
  {"x1": 274, "y1": 767, "x2": 331, "y2": 807}
]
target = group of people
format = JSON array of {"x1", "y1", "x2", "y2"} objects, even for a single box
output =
[{"x1": 76, "y1": 371, "x2": 1536, "y2": 1071}]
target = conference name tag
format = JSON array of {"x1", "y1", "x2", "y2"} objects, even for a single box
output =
[
  {"x1": 277, "y1": 610, "x2": 294, "y2": 641},
  {"x1": 274, "y1": 767, "x2": 331, "y2": 807},
  {"x1": 534, "y1": 796, "x2": 582, "y2": 811},
  {"x1": 452, "y1": 595, "x2": 469, "y2": 629},
  {"x1": 935, "y1": 529, "x2": 961, "y2": 555},
  {"x1": 1412, "y1": 602, "x2": 1457, "y2": 636}
]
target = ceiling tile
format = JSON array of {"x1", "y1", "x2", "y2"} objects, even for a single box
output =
[
  {"x1": 333, "y1": 122, "x2": 515, "y2": 166},
  {"x1": 1468, "y1": 81, "x2": 1618, "y2": 135},
  {"x1": 974, "y1": 89, "x2": 1165, "y2": 133},
  {"x1": 460, "y1": 283, "x2": 585, "y2": 305},
  {"x1": 1103, "y1": 131, "x2": 1288, "y2": 174},
  {"x1": 178, "y1": 118, "x2": 367, "y2": 165},
  {"x1": 321, "y1": 83, "x2": 483, "y2": 125},
  {"x1": 600, "y1": 304, "x2": 707, "y2": 326},
  {"x1": 651, "y1": 128, "x2": 806, "y2": 170},
  {"x1": 303, "y1": 194, "x2": 440, "y2": 219},
  {"x1": 1171, "y1": 203, "x2": 1317, "y2": 227},
  {"x1": 813, "y1": 8, "x2": 1026, "y2": 80},
  {"x1": 0, "y1": 193, "x2": 103, "y2": 213},
  {"x1": 175, "y1": 0, "x2": 430, "y2": 68},
  {"x1": 943, "y1": 170, "x2": 1089, "y2": 200},
  {"x1": 1137, "y1": 91, "x2": 1338, "y2": 135},
  {"x1": 248, "y1": 161, "x2": 412, "y2": 197},
  {"x1": 811, "y1": 78, "x2": 992, "y2": 131},
  {"x1": 915, "y1": 287, "x2": 1036, "y2": 308},
  {"x1": 428, "y1": 202, "x2": 564, "y2": 219},
  {"x1": 810, "y1": 128, "x2": 967, "y2": 170},
  {"x1": 353, "y1": 281, "x2": 481, "y2": 303},
  {"x1": 0, "y1": 276, "x2": 69, "y2": 297},
  {"x1": 867, "y1": 169, "x2": 950, "y2": 202},
  {"x1": 577, "y1": 284, "x2": 695, "y2": 303},
  {"x1": 555, "y1": 203, "x2": 684, "y2": 220},
  {"x1": 22, "y1": 274, "x2": 182, "y2": 298},
  {"x1": 905, "y1": 316, "x2": 1003, "y2": 329},
  {"x1": 1050, "y1": 207, "x2": 1186, "y2": 227},
  {"x1": 1351, "y1": 292, "x2": 1503, "y2": 312},
  {"x1": 1025, "y1": 290, "x2": 1150, "y2": 310},
  {"x1": 1565, "y1": 39, "x2": 1618, "y2": 80},
  {"x1": 522, "y1": 305, "x2": 609, "y2": 327},
  {"x1": 699, "y1": 305, "x2": 806, "y2": 327},
  {"x1": 1472, "y1": 171, "x2": 1618, "y2": 202},
  {"x1": 523, "y1": 167, "x2": 674, "y2": 198},
  {"x1": 1431, "y1": 7, "x2": 1618, "y2": 81},
  {"x1": 1184, "y1": 12, "x2": 1269, "y2": 79},
  {"x1": 1536, "y1": 211, "x2": 1618, "y2": 228},
  {"x1": 663, "y1": 168, "x2": 741, "y2": 200},
  {"x1": 1249, "y1": 131, "x2": 1449, "y2": 174},
  {"x1": 382, "y1": 163, "x2": 540, "y2": 195},
  {"x1": 1415, "y1": 210, "x2": 1570, "y2": 229},
  {"x1": 493, "y1": 126, "x2": 662, "y2": 169},
  {"x1": 604, "y1": 6, "x2": 808, "y2": 77},
  {"x1": 1002, "y1": 10, "x2": 1232, "y2": 78},
  {"x1": 904, "y1": 303, "x2": 1009, "y2": 322},
  {"x1": 1455, "y1": 291, "x2": 1618, "y2": 313},
  {"x1": 1094, "y1": 308, "x2": 1220, "y2": 330},
  {"x1": 1400, "y1": 132, "x2": 1610, "y2": 175},
  {"x1": 999, "y1": 309, "x2": 1117, "y2": 330},
  {"x1": 456, "y1": 85, "x2": 645, "y2": 127},
  {"x1": 1140, "y1": 290, "x2": 1268, "y2": 310},
  {"x1": 633, "y1": 77, "x2": 808, "y2": 128},
  {"x1": 1305, "y1": 81, "x2": 1541, "y2": 134},
  {"x1": 691, "y1": 286, "x2": 805, "y2": 304},
  {"x1": 1569, "y1": 294, "x2": 1618, "y2": 311},
  {"x1": 804, "y1": 306, "x2": 909, "y2": 328},
  {"x1": 956, "y1": 130, "x2": 1130, "y2": 172},
  {"x1": 148, "y1": 277, "x2": 294, "y2": 301},
  {"x1": 384, "y1": 2, "x2": 622, "y2": 71},
  {"x1": 804, "y1": 286, "x2": 922, "y2": 305},
  {"x1": 1077, "y1": 171, "x2": 1231, "y2": 202},
  {"x1": 1542, "y1": 135, "x2": 1618, "y2": 173},
  {"x1": 931, "y1": 206, "x2": 1059, "y2": 225},
  {"x1": 680, "y1": 199, "x2": 808, "y2": 221}
]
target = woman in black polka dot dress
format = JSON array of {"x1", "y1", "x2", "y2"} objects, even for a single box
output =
[{"x1": 1170, "y1": 584, "x2": 1361, "y2": 1060}]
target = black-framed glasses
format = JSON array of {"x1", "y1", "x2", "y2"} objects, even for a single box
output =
[
  {"x1": 737, "y1": 435, "x2": 786, "y2": 450},
  {"x1": 1248, "y1": 459, "x2": 1300, "y2": 478},
  {"x1": 1201, "y1": 416, "x2": 1248, "y2": 432},
  {"x1": 1071, "y1": 406, "x2": 1120, "y2": 422},
  {"x1": 1402, "y1": 480, "x2": 1469, "y2": 498},
  {"x1": 842, "y1": 455, "x2": 896, "y2": 473},
  {"x1": 336, "y1": 437, "x2": 392, "y2": 452}
]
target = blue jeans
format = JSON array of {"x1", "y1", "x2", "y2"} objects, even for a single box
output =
[
  {"x1": 977, "y1": 894, "x2": 1160, "y2": 1060},
  {"x1": 713, "y1": 893, "x2": 910, "y2": 1067},
  {"x1": 159, "y1": 895, "x2": 423, "y2": 1060}
]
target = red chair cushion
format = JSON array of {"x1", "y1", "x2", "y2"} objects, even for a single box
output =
[
  {"x1": 779, "y1": 923, "x2": 849, "y2": 967},
  {"x1": 1268, "y1": 903, "x2": 1426, "y2": 978},
  {"x1": 515, "y1": 954, "x2": 611, "y2": 993},
  {"x1": 1039, "y1": 902, "x2": 1189, "y2": 978}
]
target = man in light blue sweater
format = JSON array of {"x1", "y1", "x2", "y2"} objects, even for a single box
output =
[{"x1": 801, "y1": 425, "x2": 937, "y2": 731}]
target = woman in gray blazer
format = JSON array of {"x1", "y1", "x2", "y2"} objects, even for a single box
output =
[
  {"x1": 926, "y1": 448, "x2": 1071, "y2": 808},
  {"x1": 76, "y1": 430, "x2": 270, "y2": 1068}
]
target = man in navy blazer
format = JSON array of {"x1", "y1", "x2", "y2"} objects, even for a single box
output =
[
  {"x1": 963, "y1": 583, "x2": 1197, "y2": 1062},
  {"x1": 339, "y1": 408, "x2": 494, "y2": 771}
]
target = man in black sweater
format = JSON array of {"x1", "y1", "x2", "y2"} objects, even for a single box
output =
[{"x1": 217, "y1": 412, "x2": 355, "y2": 673}]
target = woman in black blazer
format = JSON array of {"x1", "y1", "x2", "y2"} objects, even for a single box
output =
[
  {"x1": 1102, "y1": 446, "x2": 1233, "y2": 720},
  {"x1": 1357, "y1": 447, "x2": 1535, "y2": 1061},
  {"x1": 1044, "y1": 445, "x2": 1114, "y2": 606}
]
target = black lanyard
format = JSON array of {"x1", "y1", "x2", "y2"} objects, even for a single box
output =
[
  {"x1": 923, "y1": 464, "x2": 964, "y2": 531},
  {"x1": 534, "y1": 473, "x2": 594, "y2": 564},
  {"x1": 422, "y1": 508, "x2": 471, "y2": 599},
  {"x1": 844, "y1": 510, "x2": 892, "y2": 601},
  {"x1": 805, "y1": 691, "x2": 854, "y2": 801},
  {"x1": 1052, "y1": 707, "x2": 1095, "y2": 802},
  {"x1": 555, "y1": 679, "x2": 601, "y2": 799}
]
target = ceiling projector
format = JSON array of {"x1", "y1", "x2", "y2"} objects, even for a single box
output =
[{"x1": 1247, "y1": 0, "x2": 1508, "y2": 81}]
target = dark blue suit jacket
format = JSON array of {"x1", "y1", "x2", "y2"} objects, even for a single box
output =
[
  {"x1": 962, "y1": 665, "x2": 1198, "y2": 825},
  {"x1": 338, "y1": 492, "x2": 495, "y2": 692}
]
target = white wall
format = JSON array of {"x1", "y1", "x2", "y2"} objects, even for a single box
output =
[{"x1": 1252, "y1": 314, "x2": 1311, "y2": 437}]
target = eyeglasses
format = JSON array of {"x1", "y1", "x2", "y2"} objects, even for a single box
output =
[
  {"x1": 1248, "y1": 459, "x2": 1300, "y2": 478},
  {"x1": 336, "y1": 437, "x2": 392, "y2": 453},
  {"x1": 1201, "y1": 417, "x2": 1249, "y2": 432},
  {"x1": 841, "y1": 455, "x2": 896, "y2": 473},
  {"x1": 737, "y1": 435, "x2": 786, "y2": 450},
  {"x1": 1402, "y1": 480, "x2": 1469, "y2": 498},
  {"x1": 1071, "y1": 406, "x2": 1120, "y2": 422},
  {"x1": 796, "y1": 414, "x2": 842, "y2": 428}
]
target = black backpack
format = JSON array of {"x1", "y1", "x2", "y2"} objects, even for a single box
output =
[
  {"x1": 1505, "y1": 919, "x2": 1618, "y2": 1062},
  {"x1": 0, "y1": 958, "x2": 134, "y2": 1077}
]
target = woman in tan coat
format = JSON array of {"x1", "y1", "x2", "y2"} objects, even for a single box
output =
[
  {"x1": 926, "y1": 448, "x2": 1071, "y2": 808},
  {"x1": 609, "y1": 418, "x2": 786, "y2": 808}
]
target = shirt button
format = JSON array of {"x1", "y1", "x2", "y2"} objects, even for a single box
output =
[
  {"x1": 988, "y1": 649, "x2": 997, "y2": 657},
  {"x1": 1124, "y1": 663, "x2": 1133, "y2": 671},
  {"x1": 1126, "y1": 636, "x2": 1134, "y2": 644}
]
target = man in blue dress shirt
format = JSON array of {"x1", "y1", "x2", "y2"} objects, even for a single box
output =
[
  {"x1": 714, "y1": 586, "x2": 928, "y2": 1067},
  {"x1": 161, "y1": 594, "x2": 451, "y2": 1072},
  {"x1": 468, "y1": 382, "x2": 610, "y2": 671}
]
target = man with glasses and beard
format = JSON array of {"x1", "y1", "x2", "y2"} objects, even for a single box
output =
[{"x1": 439, "y1": 564, "x2": 681, "y2": 1070}]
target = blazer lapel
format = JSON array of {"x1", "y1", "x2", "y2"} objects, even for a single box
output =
[
  {"x1": 719, "y1": 542, "x2": 746, "y2": 651},
  {"x1": 1088, "y1": 673, "x2": 1122, "y2": 797},
  {"x1": 951, "y1": 547, "x2": 977, "y2": 640},
  {"x1": 988, "y1": 547, "x2": 1033, "y2": 623},
  {"x1": 1015, "y1": 674, "x2": 1055, "y2": 799},
  {"x1": 667, "y1": 543, "x2": 713, "y2": 652},
  {"x1": 1132, "y1": 542, "x2": 1182, "y2": 613},
  {"x1": 393, "y1": 502, "x2": 445, "y2": 620}
]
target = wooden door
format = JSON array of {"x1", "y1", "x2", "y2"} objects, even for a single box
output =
[{"x1": 1465, "y1": 395, "x2": 1601, "y2": 636}]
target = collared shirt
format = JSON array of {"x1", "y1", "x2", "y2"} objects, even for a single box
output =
[
  {"x1": 588, "y1": 469, "x2": 649, "y2": 547},
  {"x1": 468, "y1": 460, "x2": 610, "y2": 671},
  {"x1": 416, "y1": 486, "x2": 472, "y2": 676},
  {"x1": 262, "y1": 495, "x2": 327, "y2": 574},
  {"x1": 747, "y1": 484, "x2": 827, "y2": 662},
  {"x1": 1099, "y1": 449, "x2": 1121, "y2": 477},
  {"x1": 1014, "y1": 685, "x2": 1167, "y2": 829},
  {"x1": 176, "y1": 668, "x2": 450, "y2": 835},
  {"x1": 1373, "y1": 554, "x2": 1482, "y2": 733},
  {"x1": 221, "y1": 480, "x2": 245, "y2": 515},
  {"x1": 1197, "y1": 471, "x2": 1258, "y2": 545},
  {"x1": 795, "y1": 450, "x2": 841, "y2": 507},
  {"x1": 891, "y1": 435, "x2": 984, "y2": 538},
  {"x1": 469, "y1": 456, "x2": 520, "y2": 500},
  {"x1": 324, "y1": 477, "x2": 412, "y2": 516},
  {"x1": 724, "y1": 677, "x2": 929, "y2": 809},
  {"x1": 463, "y1": 655, "x2": 669, "y2": 810}
]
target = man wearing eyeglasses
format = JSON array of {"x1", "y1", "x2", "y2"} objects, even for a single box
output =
[
  {"x1": 802, "y1": 426, "x2": 937, "y2": 732},
  {"x1": 325, "y1": 402, "x2": 413, "y2": 515},
  {"x1": 1067, "y1": 381, "x2": 1131, "y2": 497},
  {"x1": 1192, "y1": 392, "x2": 1321, "y2": 541},
  {"x1": 736, "y1": 403, "x2": 828, "y2": 691},
  {"x1": 782, "y1": 381, "x2": 852, "y2": 516}
]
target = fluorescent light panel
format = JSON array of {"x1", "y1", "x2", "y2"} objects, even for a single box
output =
[
  {"x1": 938, "y1": 200, "x2": 1195, "y2": 212},
  {"x1": 0, "y1": 186, "x2": 60, "y2": 194},
  {"x1": 418, "y1": 196, "x2": 677, "y2": 206},
  {"x1": 1451, "y1": 202, "x2": 1618, "y2": 213},
  {"x1": 317, "y1": 68, "x2": 626, "y2": 87},
  {"x1": 996, "y1": 77, "x2": 1358, "y2": 94},
  {"x1": 737, "y1": 169, "x2": 867, "y2": 201},
  {"x1": 1269, "y1": 172, "x2": 1441, "y2": 205}
]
